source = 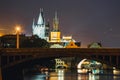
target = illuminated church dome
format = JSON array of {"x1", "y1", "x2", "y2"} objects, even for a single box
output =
[{"x1": 50, "y1": 44, "x2": 63, "y2": 48}]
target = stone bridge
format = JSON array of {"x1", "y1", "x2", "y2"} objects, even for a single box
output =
[
  {"x1": 0, "y1": 48, "x2": 120, "y2": 80},
  {"x1": 0, "y1": 48, "x2": 120, "y2": 69}
]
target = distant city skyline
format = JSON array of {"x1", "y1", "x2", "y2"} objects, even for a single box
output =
[{"x1": 0, "y1": 0, "x2": 120, "y2": 47}]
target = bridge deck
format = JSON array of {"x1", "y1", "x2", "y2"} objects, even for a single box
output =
[{"x1": 1, "y1": 48, "x2": 120, "y2": 56}]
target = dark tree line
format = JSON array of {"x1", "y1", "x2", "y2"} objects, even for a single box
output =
[
  {"x1": 0, "y1": 35, "x2": 50, "y2": 48},
  {"x1": 21, "y1": 35, "x2": 50, "y2": 48}
]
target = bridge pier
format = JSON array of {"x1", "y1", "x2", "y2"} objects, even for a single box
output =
[
  {"x1": 0, "y1": 67, "x2": 2, "y2": 80},
  {"x1": 0, "y1": 55, "x2": 2, "y2": 80},
  {"x1": 116, "y1": 56, "x2": 119, "y2": 67}
]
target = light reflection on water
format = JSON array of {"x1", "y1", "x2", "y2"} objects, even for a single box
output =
[{"x1": 24, "y1": 69, "x2": 120, "y2": 80}]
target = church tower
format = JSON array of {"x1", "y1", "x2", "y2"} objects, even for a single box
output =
[
  {"x1": 32, "y1": 9, "x2": 46, "y2": 39},
  {"x1": 45, "y1": 20, "x2": 50, "y2": 41},
  {"x1": 50, "y1": 12, "x2": 61, "y2": 42}
]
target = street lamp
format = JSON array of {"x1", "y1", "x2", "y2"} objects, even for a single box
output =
[{"x1": 16, "y1": 26, "x2": 21, "y2": 49}]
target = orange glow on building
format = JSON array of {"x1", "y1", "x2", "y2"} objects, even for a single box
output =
[
  {"x1": 0, "y1": 32, "x2": 4, "y2": 36},
  {"x1": 65, "y1": 41, "x2": 80, "y2": 48}
]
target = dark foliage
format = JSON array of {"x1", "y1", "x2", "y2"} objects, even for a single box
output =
[
  {"x1": 21, "y1": 35, "x2": 50, "y2": 48},
  {"x1": 0, "y1": 35, "x2": 50, "y2": 48}
]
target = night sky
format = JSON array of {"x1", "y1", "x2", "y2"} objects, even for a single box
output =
[{"x1": 0, "y1": 0, "x2": 120, "y2": 47}]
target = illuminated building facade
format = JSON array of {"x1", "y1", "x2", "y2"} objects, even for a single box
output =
[
  {"x1": 32, "y1": 9, "x2": 80, "y2": 47},
  {"x1": 55, "y1": 59, "x2": 68, "y2": 69},
  {"x1": 32, "y1": 9, "x2": 49, "y2": 41},
  {"x1": 50, "y1": 12, "x2": 61, "y2": 42},
  {"x1": 62, "y1": 36, "x2": 74, "y2": 42}
]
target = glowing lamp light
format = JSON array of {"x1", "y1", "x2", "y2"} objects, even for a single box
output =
[
  {"x1": 0, "y1": 33, "x2": 3, "y2": 37},
  {"x1": 16, "y1": 26, "x2": 21, "y2": 33},
  {"x1": 15, "y1": 25, "x2": 21, "y2": 49}
]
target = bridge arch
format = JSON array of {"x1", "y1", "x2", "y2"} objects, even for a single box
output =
[
  {"x1": 2, "y1": 55, "x2": 118, "y2": 70},
  {"x1": 55, "y1": 58, "x2": 68, "y2": 69},
  {"x1": 1, "y1": 48, "x2": 120, "y2": 70},
  {"x1": 75, "y1": 56, "x2": 119, "y2": 75},
  {"x1": 77, "y1": 58, "x2": 87, "y2": 69},
  {"x1": 1, "y1": 48, "x2": 120, "y2": 80}
]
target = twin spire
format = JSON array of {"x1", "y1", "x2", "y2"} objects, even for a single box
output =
[
  {"x1": 53, "y1": 11, "x2": 59, "y2": 31},
  {"x1": 37, "y1": 8, "x2": 44, "y2": 25},
  {"x1": 33, "y1": 8, "x2": 59, "y2": 30},
  {"x1": 32, "y1": 9, "x2": 76, "y2": 43},
  {"x1": 32, "y1": 8, "x2": 60, "y2": 39}
]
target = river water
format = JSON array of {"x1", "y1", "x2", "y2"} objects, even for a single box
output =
[{"x1": 24, "y1": 69, "x2": 120, "y2": 80}]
